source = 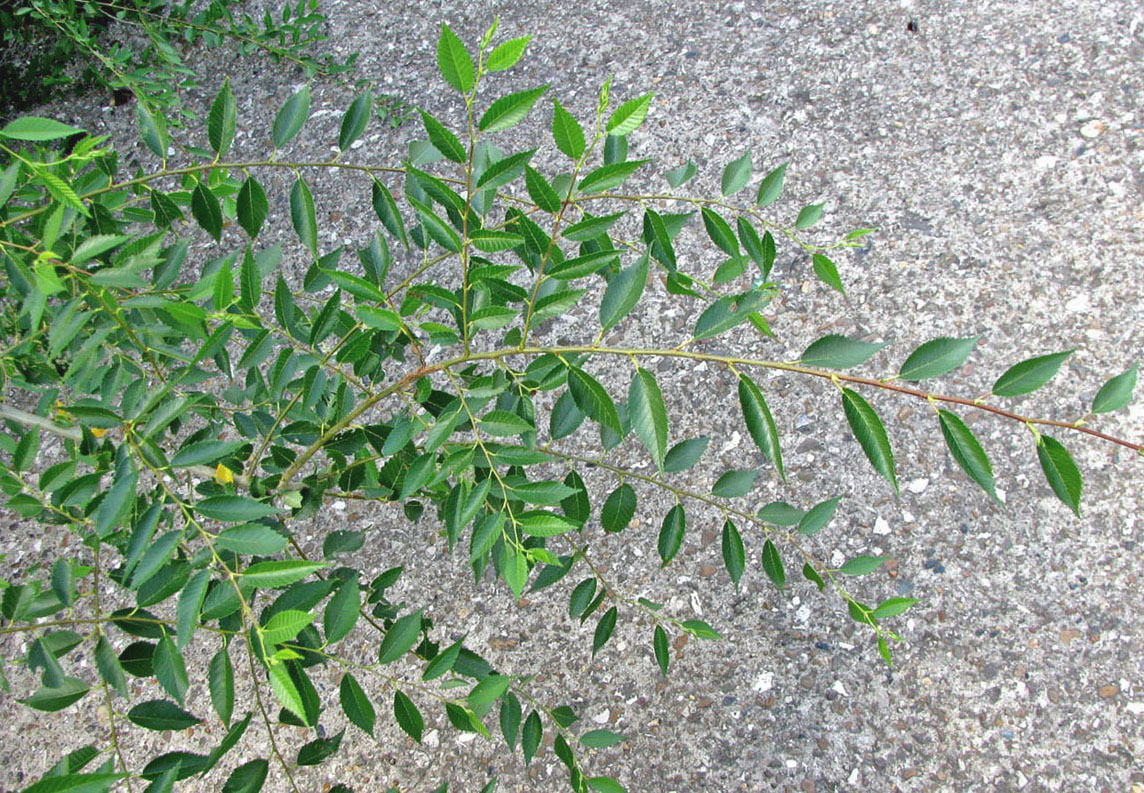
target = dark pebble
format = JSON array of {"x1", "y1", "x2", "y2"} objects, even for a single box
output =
[
  {"x1": 924, "y1": 559, "x2": 941, "y2": 569},
  {"x1": 722, "y1": 696, "x2": 736, "y2": 706},
  {"x1": 815, "y1": 641, "x2": 831, "y2": 651}
]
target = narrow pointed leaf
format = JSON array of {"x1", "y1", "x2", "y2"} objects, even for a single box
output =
[
  {"x1": 721, "y1": 519, "x2": 745, "y2": 587},
  {"x1": 237, "y1": 177, "x2": 268, "y2": 238},
  {"x1": 711, "y1": 469, "x2": 756, "y2": 498},
  {"x1": 567, "y1": 367, "x2": 622, "y2": 434},
  {"x1": 899, "y1": 336, "x2": 980, "y2": 381},
  {"x1": 841, "y1": 388, "x2": 898, "y2": 493},
  {"x1": 755, "y1": 162, "x2": 787, "y2": 207},
  {"x1": 592, "y1": 607, "x2": 618, "y2": 654},
  {"x1": 339, "y1": 90, "x2": 372, "y2": 151},
  {"x1": 811, "y1": 253, "x2": 844, "y2": 293},
  {"x1": 1036, "y1": 435, "x2": 1082, "y2": 516},
  {"x1": 525, "y1": 165, "x2": 562, "y2": 213},
  {"x1": 128, "y1": 700, "x2": 201, "y2": 731},
  {"x1": 272, "y1": 85, "x2": 311, "y2": 148},
  {"x1": 393, "y1": 690, "x2": 424, "y2": 743},
  {"x1": 209, "y1": 648, "x2": 234, "y2": 726},
  {"x1": 657, "y1": 504, "x2": 686, "y2": 566},
  {"x1": 487, "y1": 35, "x2": 531, "y2": 71},
  {"x1": 378, "y1": 609, "x2": 423, "y2": 664},
  {"x1": 599, "y1": 252, "x2": 648, "y2": 331},
  {"x1": 605, "y1": 93, "x2": 653, "y2": 136},
  {"x1": 221, "y1": 759, "x2": 267, "y2": 793},
  {"x1": 663, "y1": 436, "x2": 708, "y2": 473},
  {"x1": 371, "y1": 181, "x2": 408, "y2": 247},
  {"x1": 552, "y1": 99, "x2": 585, "y2": 160},
  {"x1": 601, "y1": 483, "x2": 637, "y2": 533},
  {"x1": 738, "y1": 373, "x2": 784, "y2": 478},
  {"x1": 801, "y1": 334, "x2": 888, "y2": 369},
  {"x1": 208, "y1": 79, "x2": 237, "y2": 157},
  {"x1": 629, "y1": 367, "x2": 669, "y2": 471},
  {"x1": 761, "y1": 540, "x2": 785, "y2": 589},
  {"x1": 992, "y1": 351, "x2": 1074, "y2": 397},
  {"x1": 340, "y1": 672, "x2": 376, "y2": 736},
  {"x1": 191, "y1": 183, "x2": 222, "y2": 242},
  {"x1": 937, "y1": 410, "x2": 999, "y2": 502},
  {"x1": 794, "y1": 203, "x2": 824, "y2": 229},
  {"x1": 290, "y1": 177, "x2": 318, "y2": 255},
  {"x1": 701, "y1": 208, "x2": 739, "y2": 256},
  {"x1": 1091, "y1": 362, "x2": 1137, "y2": 414},
  {"x1": 419, "y1": 110, "x2": 465, "y2": 163},
  {"x1": 721, "y1": 150, "x2": 752, "y2": 196},
  {"x1": 437, "y1": 23, "x2": 475, "y2": 94},
  {"x1": 479, "y1": 86, "x2": 549, "y2": 134}
]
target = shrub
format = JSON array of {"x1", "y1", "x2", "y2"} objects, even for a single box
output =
[{"x1": 0, "y1": 19, "x2": 1139, "y2": 793}]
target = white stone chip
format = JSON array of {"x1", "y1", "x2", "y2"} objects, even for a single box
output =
[
  {"x1": 874, "y1": 517, "x2": 892, "y2": 535},
  {"x1": 752, "y1": 671, "x2": 774, "y2": 693}
]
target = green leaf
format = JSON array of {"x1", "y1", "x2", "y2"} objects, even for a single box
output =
[
  {"x1": 578, "y1": 159, "x2": 649, "y2": 194},
  {"x1": 680, "y1": 619, "x2": 721, "y2": 640},
  {"x1": 700, "y1": 208, "x2": 739, "y2": 256},
  {"x1": 797, "y1": 495, "x2": 842, "y2": 535},
  {"x1": 757, "y1": 501, "x2": 803, "y2": 525},
  {"x1": 393, "y1": 690, "x2": 424, "y2": 743},
  {"x1": 663, "y1": 436, "x2": 708, "y2": 473},
  {"x1": 262, "y1": 609, "x2": 316, "y2": 647},
  {"x1": 128, "y1": 700, "x2": 201, "y2": 731},
  {"x1": 171, "y1": 440, "x2": 246, "y2": 468},
  {"x1": 323, "y1": 529, "x2": 365, "y2": 558},
  {"x1": 236, "y1": 177, "x2": 268, "y2": 239},
  {"x1": 371, "y1": 181, "x2": 408, "y2": 247},
  {"x1": 339, "y1": 90, "x2": 372, "y2": 151},
  {"x1": 606, "y1": 93, "x2": 653, "y2": 136},
  {"x1": 937, "y1": 410, "x2": 999, "y2": 502},
  {"x1": 500, "y1": 692, "x2": 522, "y2": 749},
  {"x1": 221, "y1": 759, "x2": 267, "y2": 793},
  {"x1": 692, "y1": 290, "x2": 770, "y2": 341},
  {"x1": 721, "y1": 519, "x2": 745, "y2": 587},
  {"x1": 272, "y1": 85, "x2": 311, "y2": 148},
  {"x1": 581, "y1": 729, "x2": 627, "y2": 749},
  {"x1": 209, "y1": 649, "x2": 234, "y2": 726},
  {"x1": 552, "y1": 99, "x2": 585, "y2": 160},
  {"x1": 268, "y1": 663, "x2": 307, "y2": 724},
  {"x1": 652, "y1": 626, "x2": 670, "y2": 678},
  {"x1": 297, "y1": 729, "x2": 343, "y2": 766},
  {"x1": 738, "y1": 373, "x2": 784, "y2": 479},
  {"x1": 588, "y1": 777, "x2": 627, "y2": 793},
  {"x1": 872, "y1": 597, "x2": 918, "y2": 619},
  {"x1": 1092, "y1": 362, "x2": 1137, "y2": 414},
  {"x1": 208, "y1": 79, "x2": 237, "y2": 157},
  {"x1": 136, "y1": 104, "x2": 169, "y2": 159},
  {"x1": 517, "y1": 510, "x2": 579, "y2": 538},
  {"x1": 524, "y1": 166, "x2": 562, "y2": 213},
  {"x1": 378, "y1": 609, "x2": 423, "y2": 664},
  {"x1": 599, "y1": 251, "x2": 649, "y2": 331},
  {"x1": 665, "y1": 160, "x2": 697, "y2": 188},
  {"x1": 898, "y1": 336, "x2": 980, "y2": 381},
  {"x1": 479, "y1": 86, "x2": 549, "y2": 134},
  {"x1": 761, "y1": 540, "x2": 785, "y2": 589},
  {"x1": 801, "y1": 334, "x2": 888, "y2": 369},
  {"x1": 839, "y1": 555, "x2": 886, "y2": 576},
  {"x1": 1036, "y1": 435, "x2": 1082, "y2": 516},
  {"x1": 1, "y1": 116, "x2": 83, "y2": 141},
  {"x1": 95, "y1": 454, "x2": 137, "y2": 537},
  {"x1": 467, "y1": 674, "x2": 513, "y2": 709},
  {"x1": 712, "y1": 469, "x2": 757, "y2": 498},
  {"x1": 721, "y1": 150, "x2": 752, "y2": 196},
  {"x1": 567, "y1": 367, "x2": 622, "y2": 435},
  {"x1": 437, "y1": 23, "x2": 475, "y2": 94},
  {"x1": 522, "y1": 710, "x2": 542, "y2": 765},
  {"x1": 592, "y1": 606, "x2": 618, "y2": 654},
  {"x1": 419, "y1": 110, "x2": 465, "y2": 163},
  {"x1": 216, "y1": 525, "x2": 288, "y2": 555},
  {"x1": 340, "y1": 672, "x2": 376, "y2": 736},
  {"x1": 153, "y1": 632, "x2": 187, "y2": 705},
  {"x1": 409, "y1": 196, "x2": 462, "y2": 253},
  {"x1": 290, "y1": 177, "x2": 318, "y2": 255},
  {"x1": 176, "y1": 569, "x2": 209, "y2": 650},
  {"x1": 658, "y1": 504, "x2": 686, "y2": 566},
  {"x1": 629, "y1": 367, "x2": 669, "y2": 471},
  {"x1": 487, "y1": 34, "x2": 531, "y2": 71},
  {"x1": 803, "y1": 563, "x2": 826, "y2": 591},
  {"x1": 643, "y1": 208, "x2": 676, "y2": 270},
  {"x1": 241, "y1": 561, "x2": 327, "y2": 589},
  {"x1": 811, "y1": 253, "x2": 844, "y2": 293},
  {"x1": 323, "y1": 578, "x2": 360, "y2": 645},
  {"x1": 841, "y1": 388, "x2": 898, "y2": 493},
  {"x1": 95, "y1": 636, "x2": 127, "y2": 699},
  {"x1": 755, "y1": 162, "x2": 787, "y2": 207},
  {"x1": 480, "y1": 410, "x2": 533, "y2": 437},
  {"x1": 191, "y1": 183, "x2": 223, "y2": 242},
  {"x1": 197, "y1": 495, "x2": 281, "y2": 522},
  {"x1": 358, "y1": 306, "x2": 402, "y2": 331},
  {"x1": 794, "y1": 202, "x2": 824, "y2": 229},
  {"x1": 601, "y1": 483, "x2": 637, "y2": 533},
  {"x1": 992, "y1": 351, "x2": 1074, "y2": 397},
  {"x1": 562, "y1": 211, "x2": 626, "y2": 241},
  {"x1": 21, "y1": 677, "x2": 89, "y2": 712}
]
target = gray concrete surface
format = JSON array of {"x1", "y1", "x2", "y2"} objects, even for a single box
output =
[{"x1": 2, "y1": 1, "x2": 1143, "y2": 791}]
